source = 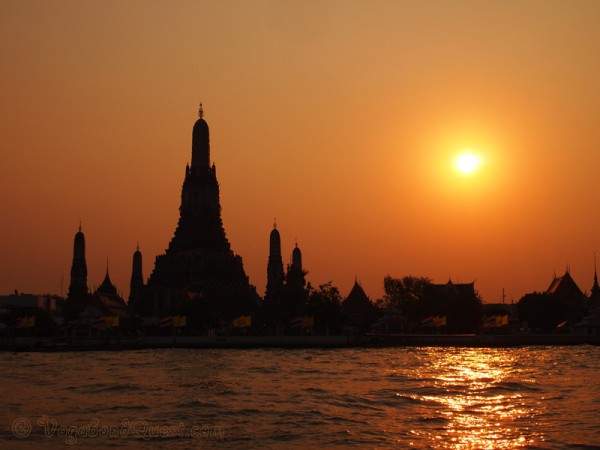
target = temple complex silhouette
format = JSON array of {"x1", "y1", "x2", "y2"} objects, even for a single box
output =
[
  {"x1": 63, "y1": 224, "x2": 128, "y2": 327},
  {"x1": 55, "y1": 105, "x2": 600, "y2": 337}
]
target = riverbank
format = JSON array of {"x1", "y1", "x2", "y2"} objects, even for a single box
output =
[{"x1": 2, "y1": 333, "x2": 600, "y2": 351}]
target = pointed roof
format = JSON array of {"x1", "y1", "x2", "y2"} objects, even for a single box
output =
[
  {"x1": 343, "y1": 279, "x2": 372, "y2": 310},
  {"x1": 546, "y1": 270, "x2": 583, "y2": 297},
  {"x1": 97, "y1": 263, "x2": 118, "y2": 296}
]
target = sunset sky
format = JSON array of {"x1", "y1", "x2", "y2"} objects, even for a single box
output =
[{"x1": 2, "y1": 1, "x2": 600, "y2": 303}]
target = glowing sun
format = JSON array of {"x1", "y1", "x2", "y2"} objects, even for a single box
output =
[{"x1": 455, "y1": 152, "x2": 481, "y2": 174}]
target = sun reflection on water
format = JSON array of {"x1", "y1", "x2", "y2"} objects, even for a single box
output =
[{"x1": 404, "y1": 348, "x2": 544, "y2": 448}]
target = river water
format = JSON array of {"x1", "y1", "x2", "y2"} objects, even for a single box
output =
[{"x1": 1, "y1": 346, "x2": 599, "y2": 449}]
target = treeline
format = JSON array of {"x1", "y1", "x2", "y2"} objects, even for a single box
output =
[
  {"x1": 379, "y1": 275, "x2": 484, "y2": 333},
  {"x1": 517, "y1": 292, "x2": 586, "y2": 332},
  {"x1": 3, "y1": 275, "x2": 592, "y2": 337}
]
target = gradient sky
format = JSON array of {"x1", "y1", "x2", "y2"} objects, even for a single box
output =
[{"x1": 2, "y1": 1, "x2": 600, "y2": 303}]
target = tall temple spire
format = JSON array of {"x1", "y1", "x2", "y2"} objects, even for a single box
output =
[
  {"x1": 67, "y1": 225, "x2": 88, "y2": 302},
  {"x1": 143, "y1": 109, "x2": 255, "y2": 321},
  {"x1": 266, "y1": 222, "x2": 284, "y2": 297},
  {"x1": 292, "y1": 241, "x2": 302, "y2": 272},
  {"x1": 129, "y1": 245, "x2": 144, "y2": 304},
  {"x1": 286, "y1": 239, "x2": 306, "y2": 302},
  {"x1": 191, "y1": 103, "x2": 210, "y2": 170},
  {"x1": 262, "y1": 222, "x2": 291, "y2": 329},
  {"x1": 170, "y1": 108, "x2": 223, "y2": 250}
]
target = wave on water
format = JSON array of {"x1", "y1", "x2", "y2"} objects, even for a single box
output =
[
  {"x1": 76, "y1": 382, "x2": 145, "y2": 394},
  {"x1": 1, "y1": 346, "x2": 599, "y2": 449}
]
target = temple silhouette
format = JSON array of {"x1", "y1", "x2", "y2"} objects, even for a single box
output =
[
  {"x1": 62, "y1": 106, "x2": 316, "y2": 333},
  {"x1": 66, "y1": 225, "x2": 88, "y2": 314},
  {"x1": 258, "y1": 222, "x2": 308, "y2": 333},
  {"x1": 50, "y1": 105, "x2": 600, "y2": 339},
  {"x1": 63, "y1": 224, "x2": 129, "y2": 328},
  {"x1": 134, "y1": 105, "x2": 259, "y2": 325}
]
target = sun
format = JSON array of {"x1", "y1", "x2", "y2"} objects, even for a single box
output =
[{"x1": 455, "y1": 152, "x2": 481, "y2": 174}]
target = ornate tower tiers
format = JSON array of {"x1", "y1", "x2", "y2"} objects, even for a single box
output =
[{"x1": 143, "y1": 105, "x2": 256, "y2": 322}]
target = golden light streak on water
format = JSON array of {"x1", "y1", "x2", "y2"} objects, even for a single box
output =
[{"x1": 404, "y1": 348, "x2": 546, "y2": 448}]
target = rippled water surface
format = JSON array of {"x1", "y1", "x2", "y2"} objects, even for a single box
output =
[{"x1": 1, "y1": 346, "x2": 599, "y2": 448}]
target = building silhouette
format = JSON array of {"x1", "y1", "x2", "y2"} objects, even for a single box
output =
[
  {"x1": 64, "y1": 225, "x2": 90, "y2": 318},
  {"x1": 91, "y1": 263, "x2": 128, "y2": 318},
  {"x1": 265, "y1": 221, "x2": 285, "y2": 301},
  {"x1": 285, "y1": 241, "x2": 308, "y2": 319},
  {"x1": 342, "y1": 279, "x2": 376, "y2": 331},
  {"x1": 260, "y1": 224, "x2": 309, "y2": 333},
  {"x1": 577, "y1": 257, "x2": 600, "y2": 334},
  {"x1": 546, "y1": 269, "x2": 584, "y2": 300},
  {"x1": 67, "y1": 224, "x2": 88, "y2": 302},
  {"x1": 63, "y1": 225, "x2": 130, "y2": 326},
  {"x1": 139, "y1": 105, "x2": 257, "y2": 323},
  {"x1": 591, "y1": 269, "x2": 600, "y2": 299},
  {"x1": 286, "y1": 242, "x2": 305, "y2": 291},
  {"x1": 546, "y1": 268, "x2": 586, "y2": 320},
  {"x1": 96, "y1": 264, "x2": 118, "y2": 297},
  {"x1": 260, "y1": 223, "x2": 287, "y2": 333},
  {"x1": 129, "y1": 245, "x2": 143, "y2": 306},
  {"x1": 423, "y1": 279, "x2": 483, "y2": 333}
]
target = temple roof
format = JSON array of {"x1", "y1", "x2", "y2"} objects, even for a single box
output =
[
  {"x1": 424, "y1": 280, "x2": 476, "y2": 298},
  {"x1": 546, "y1": 270, "x2": 583, "y2": 298},
  {"x1": 343, "y1": 279, "x2": 372, "y2": 310},
  {"x1": 97, "y1": 269, "x2": 118, "y2": 296}
]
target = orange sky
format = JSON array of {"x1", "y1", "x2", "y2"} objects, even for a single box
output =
[{"x1": 2, "y1": 1, "x2": 600, "y2": 303}]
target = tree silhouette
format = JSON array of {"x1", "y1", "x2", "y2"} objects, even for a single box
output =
[
  {"x1": 383, "y1": 275, "x2": 483, "y2": 333},
  {"x1": 383, "y1": 275, "x2": 432, "y2": 319},
  {"x1": 517, "y1": 291, "x2": 585, "y2": 332},
  {"x1": 305, "y1": 282, "x2": 344, "y2": 335}
]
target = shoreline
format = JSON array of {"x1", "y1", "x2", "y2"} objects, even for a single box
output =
[{"x1": 2, "y1": 333, "x2": 600, "y2": 352}]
